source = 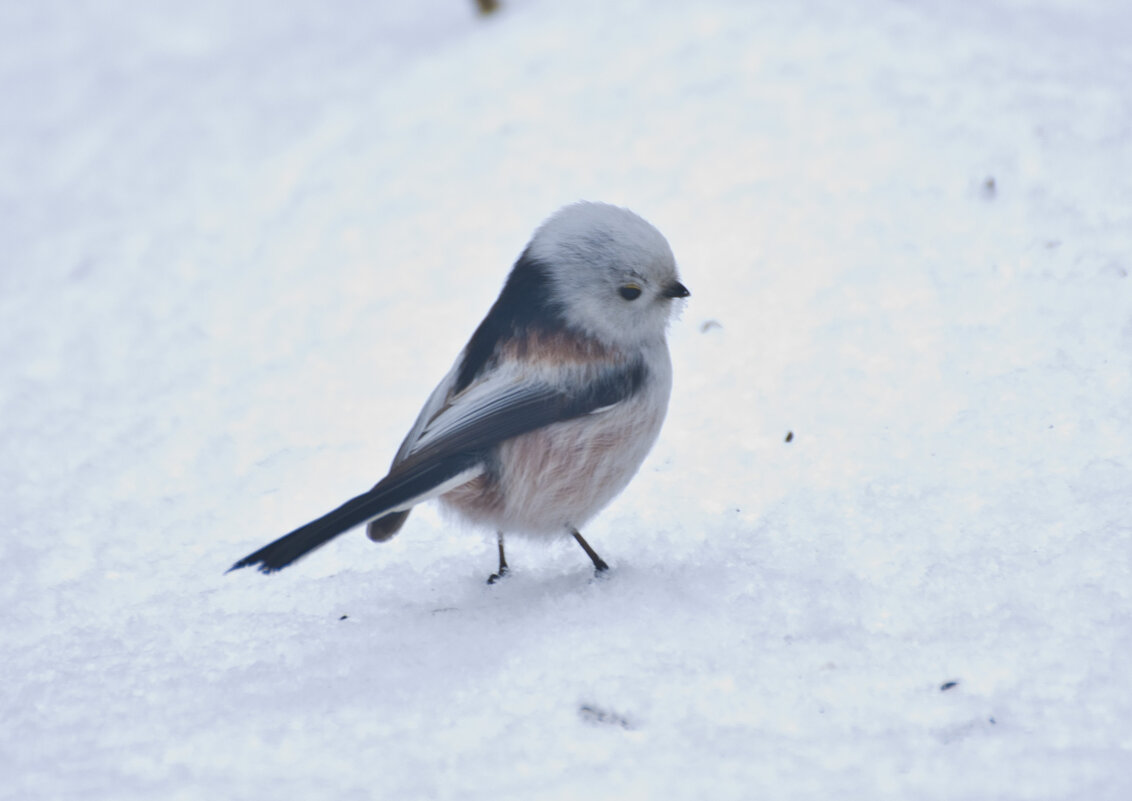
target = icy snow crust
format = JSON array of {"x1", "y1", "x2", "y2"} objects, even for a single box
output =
[{"x1": 2, "y1": 0, "x2": 1130, "y2": 798}]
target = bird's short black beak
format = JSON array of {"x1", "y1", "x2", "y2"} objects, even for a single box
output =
[{"x1": 662, "y1": 280, "x2": 690, "y2": 299}]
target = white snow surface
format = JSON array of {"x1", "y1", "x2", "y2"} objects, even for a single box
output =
[{"x1": 3, "y1": 0, "x2": 1131, "y2": 798}]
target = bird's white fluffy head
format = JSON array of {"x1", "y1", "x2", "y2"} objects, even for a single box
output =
[{"x1": 526, "y1": 202, "x2": 686, "y2": 347}]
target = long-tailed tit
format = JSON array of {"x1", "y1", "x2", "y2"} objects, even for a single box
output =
[{"x1": 229, "y1": 201, "x2": 688, "y2": 581}]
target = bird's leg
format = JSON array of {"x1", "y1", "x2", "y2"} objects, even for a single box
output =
[
  {"x1": 487, "y1": 531, "x2": 509, "y2": 584},
  {"x1": 570, "y1": 527, "x2": 609, "y2": 574}
]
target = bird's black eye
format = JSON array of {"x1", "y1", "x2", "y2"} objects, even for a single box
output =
[{"x1": 619, "y1": 284, "x2": 642, "y2": 301}]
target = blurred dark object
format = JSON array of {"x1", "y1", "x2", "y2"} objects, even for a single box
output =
[{"x1": 475, "y1": 0, "x2": 500, "y2": 14}]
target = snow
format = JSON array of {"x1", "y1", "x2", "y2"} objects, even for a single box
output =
[{"x1": 3, "y1": 0, "x2": 1131, "y2": 798}]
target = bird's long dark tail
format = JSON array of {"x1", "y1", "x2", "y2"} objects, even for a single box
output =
[{"x1": 228, "y1": 456, "x2": 483, "y2": 574}]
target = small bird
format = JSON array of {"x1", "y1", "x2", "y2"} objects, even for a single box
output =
[{"x1": 229, "y1": 202, "x2": 689, "y2": 581}]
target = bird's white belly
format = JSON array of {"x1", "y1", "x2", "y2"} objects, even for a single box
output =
[{"x1": 439, "y1": 387, "x2": 668, "y2": 536}]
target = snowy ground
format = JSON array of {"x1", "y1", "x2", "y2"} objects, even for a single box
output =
[{"x1": 3, "y1": 0, "x2": 1131, "y2": 798}]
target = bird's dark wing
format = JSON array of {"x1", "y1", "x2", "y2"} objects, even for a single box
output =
[{"x1": 228, "y1": 357, "x2": 646, "y2": 574}]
